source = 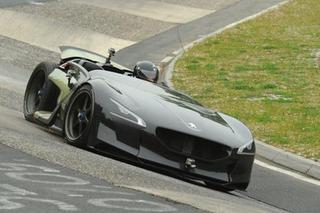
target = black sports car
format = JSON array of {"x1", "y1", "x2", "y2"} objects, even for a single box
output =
[{"x1": 23, "y1": 46, "x2": 255, "y2": 191}]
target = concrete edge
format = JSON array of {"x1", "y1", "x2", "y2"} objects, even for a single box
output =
[
  {"x1": 159, "y1": 0, "x2": 291, "y2": 78},
  {"x1": 316, "y1": 51, "x2": 320, "y2": 68},
  {"x1": 255, "y1": 140, "x2": 320, "y2": 180},
  {"x1": 158, "y1": 0, "x2": 320, "y2": 181}
]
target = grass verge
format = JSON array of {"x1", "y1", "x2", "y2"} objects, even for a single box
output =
[{"x1": 173, "y1": 0, "x2": 320, "y2": 160}]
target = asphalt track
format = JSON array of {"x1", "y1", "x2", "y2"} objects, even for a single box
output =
[
  {"x1": 0, "y1": 0, "x2": 319, "y2": 212},
  {"x1": 0, "y1": 143, "x2": 198, "y2": 213}
]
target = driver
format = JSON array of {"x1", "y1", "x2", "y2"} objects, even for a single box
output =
[{"x1": 133, "y1": 61, "x2": 159, "y2": 83}]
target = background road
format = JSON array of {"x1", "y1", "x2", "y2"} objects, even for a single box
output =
[
  {"x1": 0, "y1": 0, "x2": 319, "y2": 212},
  {"x1": 0, "y1": 143, "x2": 197, "y2": 213}
]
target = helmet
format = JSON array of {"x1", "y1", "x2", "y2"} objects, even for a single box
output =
[{"x1": 133, "y1": 61, "x2": 159, "y2": 83}]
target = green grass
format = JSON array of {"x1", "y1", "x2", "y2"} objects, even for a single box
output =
[{"x1": 173, "y1": 0, "x2": 320, "y2": 160}]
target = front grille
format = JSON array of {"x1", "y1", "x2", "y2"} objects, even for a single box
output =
[{"x1": 156, "y1": 128, "x2": 231, "y2": 161}]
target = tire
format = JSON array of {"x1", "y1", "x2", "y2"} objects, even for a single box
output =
[
  {"x1": 23, "y1": 62, "x2": 58, "y2": 121},
  {"x1": 64, "y1": 84, "x2": 94, "y2": 147}
]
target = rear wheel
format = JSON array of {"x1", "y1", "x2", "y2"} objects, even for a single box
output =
[
  {"x1": 23, "y1": 62, "x2": 57, "y2": 121},
  {"x1": 64, "y1": 85, "x2": 94, "y2": 147}
]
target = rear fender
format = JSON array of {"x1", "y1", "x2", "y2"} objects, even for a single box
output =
[{"x1": 48, "y1": 68, "x2": 76, "y2": 104}]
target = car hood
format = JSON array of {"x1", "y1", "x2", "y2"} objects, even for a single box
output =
[{"x1": 92, "y1": 71, "x2": 253, "y2": 148}]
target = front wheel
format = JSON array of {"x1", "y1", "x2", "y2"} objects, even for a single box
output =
[{"x1": 64, "y1": 85, "x2": 94, "y2": 147}]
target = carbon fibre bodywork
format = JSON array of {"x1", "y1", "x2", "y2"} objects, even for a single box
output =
[{"x1": 24, "y1": 47, "x2": 255, "y2": 190}]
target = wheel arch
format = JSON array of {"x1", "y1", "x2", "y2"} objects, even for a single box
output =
[
  {"x1": 80, "y1": 78, "x2": 120, "y2": 147},
  {"x1": 63, "y1": 78, "x2": 118, "y2": 147}
]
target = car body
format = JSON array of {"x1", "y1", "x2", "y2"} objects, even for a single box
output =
[{"x1": 23, "y1": 46, "x2": 255, "y2": 191}]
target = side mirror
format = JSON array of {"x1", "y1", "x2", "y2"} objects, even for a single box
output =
[
  {"x1": 109, "y1": 48, "x2": 116, "y2": 56},
  {"x1": 66, "y1": 69, "x2": 79, "y2": 89},
  {"x1": 106, "y1": 48, "x2": 116, "y2": 63}
]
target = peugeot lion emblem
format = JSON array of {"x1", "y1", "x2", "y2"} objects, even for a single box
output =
[{"x1": 188, "y1": 122, "x2": 197, "y2": 129}]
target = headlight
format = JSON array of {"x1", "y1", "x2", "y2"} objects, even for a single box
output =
[
  {"x1": 237, "y1": 141, "x2": 255, "y2": 155},
  {"x1": 110, "y1": 99, "x2": 146, "y2": 128}
]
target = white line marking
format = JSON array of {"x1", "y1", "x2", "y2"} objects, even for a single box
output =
[
  {"x1": 0, "y1": 9, "x2": 135, "y2": 54},
  {"x1": 254, "y1": 159, "x2": 320, "y2": 186},
  {"x1": 68, "y1": 194, "x2": 84, "y2": 197},
  {"x1": 71, "y1": 0, "x2": 214, "y2": 23},
  {"x1": 93, "y1": 185, "x2": 112, "y2": 189},
  {"x1": 51, "y1": 188, "x2": 134, "y2": 196},
  {"x1": 29, "y1": 1, "x2": 44, "y2": 5},
  {"x1": 88, "y1": 198, "x2": 177, "y2": 212},
  {"x1": 0, "y1": 163, "x2": 59, "y2": 173},
  {"x1": 0, "y1": 184, "x2": 37, "y2": 196},
  {"x1": 0, "y1": 198, "x2": 24, "y2": 210},
  {"x1": 6, "y1": 172, "x2": 90, "y2": 185},
  {"x1": 0, "y1": 196, "x2": 78, "y2": 211}
]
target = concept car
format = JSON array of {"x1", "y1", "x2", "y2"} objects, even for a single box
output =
[{"x1": 23, "y1": 46, "x2": 255, "y2": 191}]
